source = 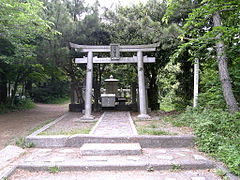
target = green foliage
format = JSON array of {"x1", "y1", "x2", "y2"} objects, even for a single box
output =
[
  {"x1": 48, "y1": 166, "x2": 60, "y2": 174},
  {"x1": 216, "y1": 169, "x2": 228, "y2": 180},
  {"x1": 171, "y1": 108, "x2": 240, "y2": 175},
  {"x1": 164, "y1": 0, "x2": 240, "y2": 112},
  {"x1": 171, "y1": 164, "x2": 183, "y2": 171},
  {"x1": 1, "y1": 177, "x2": 9, "y2": 180},
  {"x1": 31, "y1": 80, "x2": 69, "y2": 103},
  {"x1": 15, "y1": 137, "x2": 35, "y2": 148},
  {"x1": 137, "y1": 127, "x2": 172, "y2": 135},
  {"x1": 0, "y1": 98, "x2": 35, "y2": 114}
]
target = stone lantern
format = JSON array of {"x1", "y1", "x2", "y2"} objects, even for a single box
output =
[{"x1": 101, "y1": 75, "x2": 119, "y2": 108}]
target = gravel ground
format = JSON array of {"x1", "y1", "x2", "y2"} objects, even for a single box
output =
[
  {"x1": 41, "y1": 112, "x2": 102, "y2": 135},
  {"x1": 0, "y1": 103, "x2": 68, "y2": 149},
  {"x1": 132, "y1": 111, "x2": 193, "y2": 135}
]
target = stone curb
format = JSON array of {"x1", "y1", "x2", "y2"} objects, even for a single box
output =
[
  {"x1": 215, "y1": 162, "x2": 240, "y2": 180},
  {"x1": 0, "y1": 165, "x2": 17, "y2": 180},
  {"x1": 26, "y1": 135, "x2": 195, "y2": 148},
  {"x1": 16, "y1": 161, "x2": 215, "y2": 172},
  {"x1": 28, "y1": 113, "x2": 70, "y2": 137},
  {"x1": 89, "y1": 112, "x2": 106, "y2": 134},
  {"x1": 127, "y1": 112, "x2": 138, "y2": 135},
  {"x1": 0, "y1": 145, "x2": 25, "y2": 180}
]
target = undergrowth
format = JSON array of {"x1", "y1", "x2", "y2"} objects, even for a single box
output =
[
  {"x1": 0, "y1": 98, "x2": 35, "y2": 114},
  {"x1": 164, "y1": 107, "x2": 240, "y2": 176}
]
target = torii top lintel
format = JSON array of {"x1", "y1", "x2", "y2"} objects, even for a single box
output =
[{"x1": 69, "y1": 42, "x2": 159, "y2": 53}]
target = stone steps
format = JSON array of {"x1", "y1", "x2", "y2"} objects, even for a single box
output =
[
  {"x1": 10, "y1": 169, "x2": 222, "y2": 180},
  {"x1": 80, "y1": 143, "x2": 142, "y2": 156},
  {"x1": 15, "y1": 147, "x2": 216, "y2": 172},
  {"x1": 27, "y1": 135, "x2": 195, "y2": 148},
  {"x1": 18, "y1": 161, "x2": 215, "y2": 172}
]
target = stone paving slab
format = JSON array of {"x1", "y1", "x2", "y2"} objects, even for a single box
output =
[
  {"x1": 17, "y1": 147, "x2": 215, "y2": 172},
  {"x1": 0, "y1": 145, "x2": 26, "y2": 179},
  {"x1": 9, "y1": 169, "x2": 221, "y2": 180},
  {"x1": 80, "y1": 143, "x2": 142, "y2": 156},
  {"x1": 91, "y1": 112, "x2": 136, "y2": 136},
  {"x1": 0, "y1": 145, "x2": 25, "y2": 170}
]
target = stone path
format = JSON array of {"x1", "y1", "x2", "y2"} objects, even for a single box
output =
[{"x1": 91, "y1": 112, "x2": 137, "y2": 136}]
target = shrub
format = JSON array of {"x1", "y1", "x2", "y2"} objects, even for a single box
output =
[
  {"x1": 0, "y1": 98, "x2": 35, "y2": 114},
  {"x1": 171, "y1": 107, "x2": 240, "y2": 176}
]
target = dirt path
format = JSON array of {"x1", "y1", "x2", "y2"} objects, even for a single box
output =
[{"x1": 0, "y1": 103, "x2": 68, "y2": 149}]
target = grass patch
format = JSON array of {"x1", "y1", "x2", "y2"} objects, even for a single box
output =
[
  {"x1": 135, "y1": 120, "x2": 177, "y2": 135},
  {"x1": 39, "y1": 128, "x2": 92, "y2": 135},
  {"x1": 166, "y1": 107, "x2": 240, "y2": 176},
  {"x1": 160, "y1": 101, "x2": 176, "y2": 112},
  {"x1": 48, "y1": 166, "x2": 60, "y2": 174},
  {"x1": 163, "y1": 115, "x2": 185, "y2": 127},
  {"x1": 137, "y1": 127, "x2": 174, "y2": 135},
  {"x1": 15, "y1": 137, "x2": 35, "y2": 148},
  {"x1": 171, "y1": 164, "x2": 183, "y2": 171},
  {"x1": 215, "y1": 169, "x2": 228, "y2": 180}
]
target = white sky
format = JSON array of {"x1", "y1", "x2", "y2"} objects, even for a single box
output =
[{"x1": 87, "y1": 0, "x2": 148, "y2": 9}]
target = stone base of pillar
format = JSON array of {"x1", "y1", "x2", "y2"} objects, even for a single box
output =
[
  {"x1": 137, "y1": 114, "x2": 151, "y2": 120},
  {"x1": 80, "y1": 115, "x2": 95, "y2": 120}
]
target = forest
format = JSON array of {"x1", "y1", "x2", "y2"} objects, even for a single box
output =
[{"x1": 0, "y1": 0, "x2": 239, "y2": 176}]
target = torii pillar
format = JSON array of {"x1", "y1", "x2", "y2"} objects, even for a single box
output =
[
  {"x1": 137, "y1": 51, "x2": 150, "y2": 119},
  {"x1": 83, "y1": 51, "x2": 94, "y2": 120}
]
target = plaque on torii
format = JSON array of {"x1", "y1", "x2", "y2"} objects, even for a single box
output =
[{"x1": 70, "y1": 42, "x2": 159, "y2": 120}]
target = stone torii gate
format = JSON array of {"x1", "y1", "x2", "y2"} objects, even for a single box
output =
[{"x1": 70, "y1": 43, "x2": 159, "y2": 120}]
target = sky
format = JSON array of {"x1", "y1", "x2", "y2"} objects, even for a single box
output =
[{"x1": 87, "y1": 0, "x2": 148, "y2": 9}]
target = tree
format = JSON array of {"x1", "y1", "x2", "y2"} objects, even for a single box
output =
[
  {"x1": 165, "y1": 0, "x2": 240, "y2": 113},
  {"x1": 0, "y1": 0, "x2": 56, "y2": 105}
]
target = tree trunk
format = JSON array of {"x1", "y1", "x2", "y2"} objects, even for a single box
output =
[
  {"x1": 0, "y1": 73, "x2": 7, "y2": 103},
  {"x1": 147, "y1": 67, "x2": 159, "y2": 110},
  {"x1": 213, "y1": 12, "x2": 239, "y2": 113},
  {"x1": 25, "y1": 80, "x2": 32, "y2": 97}
]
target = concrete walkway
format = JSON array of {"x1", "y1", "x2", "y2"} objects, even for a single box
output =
[{"x1": 91, "y1": 112, "x2": 137, "y2": 136}]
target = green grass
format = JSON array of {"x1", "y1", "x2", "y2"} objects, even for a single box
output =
[
  {"x1": 15, "y1": 137, "x2": 35, "y2": 148},
  {"x1": 170, "y1": 164, "x2": 183, "y2": 171},
  {"x1": 39, "y1": 128, "x2": 92, "y2": 136},
  {"x1": 163, "y1": 115, "x2": 185, "y2": 127},
  {"x1": 160, "y1": 101, "x2": 176, "y2": 112},
  {"x1": 48, "y1": 166, "x2": 60, "y2": 174},
  {"x1": 216, "y1": 169, "x2": 228, "y2": 180},
  {"x1": 137, "y1": 127, "x2": 174, "y2": 135},
  {"x1": 135, "y1": 120, "x2": 177, "y2": 136}
]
